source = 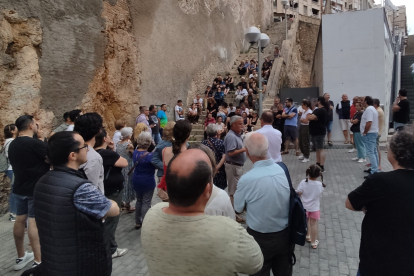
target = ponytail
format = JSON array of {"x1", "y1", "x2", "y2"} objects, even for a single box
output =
[
  {"x1": 172, "y1": 120, "x2": 192, "y2": 155},
  {"x1": 306, "y1": 164, "x2": 326, "y2": 187}
]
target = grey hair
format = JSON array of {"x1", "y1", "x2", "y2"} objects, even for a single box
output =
[
  {"x1": 206, "y1": 124, "x2": 219, "y2": 137},
  {"x1": 230, "y1": 115, "x2": 242, "y2": 126},
  {"x1": 137, "y1": 132, "x2": 152, "y2": 149},
  {"x1": 120, "y1": 127, "x2": 133, "y2": 140},
  {"x1": 244, "y1": 132, "x2": 268, "y2": 158}
]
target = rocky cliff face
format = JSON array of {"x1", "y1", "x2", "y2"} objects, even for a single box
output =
[{"x1": 0, "y1": 0, "x2": 271, "y2": 136}]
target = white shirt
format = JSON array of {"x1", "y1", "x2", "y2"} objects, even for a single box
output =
[
  {"x1": 194, "y1": 98, "x2": 203, "y2": 105},
  {"x1": 300, "y1": 109, "x2": 313, "y2": 125},
  {"x1": 296, "y1": 179, "x2": 324, "y2": 212},
  {"x1": 243, "y1": 108, "x2": 250, "y2": 115},
  {"x1": 360, "y1": 105, "x2": 379, "y2": 134},
  {"x1": 249, "y1": 73, "x2": 258, "y2": 79},
  {"x1": 410, "y1": 63, "x2": 414, "y2": 73},
  {"x1": 216, "y1": 122, "x2": 226, "y2": 132},
  {"x1": 188, "y1": 108, "x2": 197, "y2": 114},
  {"x1": 236, "y1": 89, "x2": 248, "y2": 97},
  {"x1": 113, "y1": 130, "x2": 122, "y2": 145},
  {"x1": 255, "y1": 125, "x2": 282, "y2": 163},
  {"x1": 228, "y1": 107, "x2": 236, "y2": 114},
  {"x1": 205, "y1": 185, "x2": 236, "y2": 220},
  {"x1": 175, "y1": 105, "x2": 184, "y2": 121},
  {"x1": 66, "y1": 125, "x2": 74, "y2": 131},
  {"x1": 4, "y1": 138, "x2": 14, "y2": 171}
]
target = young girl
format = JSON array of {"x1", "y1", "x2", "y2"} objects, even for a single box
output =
[{"x1": 296, "y1": 164, "x2": 326, "y2": 249}]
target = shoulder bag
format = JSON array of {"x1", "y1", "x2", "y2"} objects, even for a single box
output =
[
  {"x1": 0, "y1": 141, "x2": 12, "y2": 173},
  {"x1": 128, "y1": 152, "x2": 149, "y2": 175}
]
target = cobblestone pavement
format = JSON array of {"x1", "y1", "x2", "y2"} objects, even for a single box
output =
[{"x1": 0, "y1": 148, "x2": 392, "y2": 276}]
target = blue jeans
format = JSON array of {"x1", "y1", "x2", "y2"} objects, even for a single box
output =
[
  {"x1": 394, "y1": 121, "x2": 406, "y2": 131},
  {"x1": 353, "y1": 132, "x2": 366, "y2": 159},
  {"x1": 362, "y1": 133, "x2": 379, "y2": 174},
  {"x1": 152, "y1": 133, "x2": 161, "y2": 145},
  {"x1": 6, "y1": 170, "x2": 16, "y2": 214},
  {"x1": 326, "y1": 120, "x2": 333, "y2": 134},
  {"x1": 357, "y1": 269, "x2": 361, "y2": 276},
  {"x1": 135, "y1": 189, "x2": 154, "y2": 225}
]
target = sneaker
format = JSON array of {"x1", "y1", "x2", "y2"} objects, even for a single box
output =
[
  {"x1": 320, "y1": 166, "x2": 326, "y2": 173},
  {"x1": 357, "y1": 158, "x2": 366, "y2": 163},
  {"x1": 298, "y1": 155, "x2": 304, "y2": 160},
  {"x1": 302, "y1": 158, "x2": 310, "y2": 163},
  {"x1": 14, "y1": 252, "x2": 34, "y2": 271},
  {"x1": 9, "y1": 214, "x2": 16, "y2": 222},
  {"x1": 112, "y1": 248, "x2": 129, "y2": 259},
  {"x1": 348, "y1": 148, "x2": 356, "y2": 153},
  {"x1": 351, "y1": 157, "x2": 359, "y2": 161},
  {"x1": 32, "y1": 261, "x2": 41, "y2": 268}
]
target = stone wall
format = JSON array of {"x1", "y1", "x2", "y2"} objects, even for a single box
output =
[
  {"x1": 0, "y1": 0, "x2": 272, "y2": 136},
  {"x1": 267, "y1": 14, "x2": 320, "y2": 96}
]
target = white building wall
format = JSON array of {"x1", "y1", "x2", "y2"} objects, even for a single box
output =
[{"x1": 321, "y1": 8, "x2": 393, "y2": 142}]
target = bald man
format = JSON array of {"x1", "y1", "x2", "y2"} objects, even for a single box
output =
[
  {"x1": 234, "y1": 132, "x2": 292, "y2": 276},
  {"x1": 141, "y1": 149, "x2": 263, "y2": 276}
]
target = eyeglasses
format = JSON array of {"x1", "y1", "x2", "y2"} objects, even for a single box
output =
[{"x1": 74, "y1": 144, "x2": 88, "y2": 152}]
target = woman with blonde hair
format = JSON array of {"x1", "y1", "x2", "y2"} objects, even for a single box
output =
[{"x1": 133, "y1": 123, "x2": 155, "y2": 151}]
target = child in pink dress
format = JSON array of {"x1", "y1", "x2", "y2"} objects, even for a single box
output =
[{"x1": 296, "y1": 164, "x2": 326, "y2": 249}]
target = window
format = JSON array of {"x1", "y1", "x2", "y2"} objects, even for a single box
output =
[
  {"x1": 312, "y1": 0, "x2": 318, "y2": 3},
  {"x1": 349, "y1": 4, "x2": 352, "y2": 9},
  {"x1": 294, "y1": 3, "x2": 298, "y2": 8},
  {"x1": 303, "y1": 5, "x2": 308, "y2": 15},
  {"x1": 312, "y1": 8, "x2": 319, "y2": 16},
  {"x1": 345, "y1": 2, "x2": 347, "y2": 8},
  {"x1": 273, "y1": 0, "x2": 277, "y2": 7}
]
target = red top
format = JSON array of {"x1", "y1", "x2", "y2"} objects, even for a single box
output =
[
  {"x1": 157, "y1": 149, "x2": 168, "y2": 190},
  {"x1": 350, "y1": 104, "x2": 357, "y2": 119},
  {"x1": 204, "y1": 117, "x2": 216, "y2": 127}
]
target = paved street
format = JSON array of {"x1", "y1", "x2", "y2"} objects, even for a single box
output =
[{"x1": 0, "y1": 148, "x2": 392, "y2": 276}]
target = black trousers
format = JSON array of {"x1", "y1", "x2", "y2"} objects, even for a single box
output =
[
  {"x1": 104, "y1": 189, "x2": 123, "y2": 254},
  {"x1": 247, "y1": 227, "x2": 293, "y2": 276}
]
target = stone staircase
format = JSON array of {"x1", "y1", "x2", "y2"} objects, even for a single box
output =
[
  {"x1": 401, "y1": 55, "x2": 414, "y2": 122},
  {"x1": 187, "y1": 21, "x2": 290, "y2": 142}
]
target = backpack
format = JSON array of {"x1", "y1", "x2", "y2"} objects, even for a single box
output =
[
  {"x1": 0, "y1": 141, "x2": 12, "y2": 173},
  {"x1": 277, "y1": 162, "x2": 308, "y2": 246},
  {"x1": 214, "y1": 91, "x2": 224, "y2": 100}
]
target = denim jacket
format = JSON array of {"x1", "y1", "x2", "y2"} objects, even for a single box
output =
[{"x1": 151, "y1": 139, "x2": 172, "y2": 177}]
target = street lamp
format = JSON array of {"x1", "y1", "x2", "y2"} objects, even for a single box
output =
[
  {"x1": 281, "y1": 0, "x2": 289, "y2": 40},
  {"x1": 244, "y1": 28, "x2": 270, "y2": 116}
]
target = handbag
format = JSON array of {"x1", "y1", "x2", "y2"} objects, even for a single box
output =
[
  {"x1": 0, "y1": 141, "x2": 12, "y2": 173},
  {"x1": 157, "y1": 188, "x2": 169, "y2": 202},
  {"x1": 128, "y1": 152, "x2": 149, "y2": 175}
]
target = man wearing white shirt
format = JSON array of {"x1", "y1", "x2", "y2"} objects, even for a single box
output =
[
  {"x1": 194, "y1": 94, "x2": 203, "y2": 115},
  {"x1": 256, "y1": 111, "x2": 282, "y2": 163},
  {"x1": 410, "y1": 63, "x2": 414, "y2": 83},
  {"x1": 360, "y1": 96, "x2": 379, "y2": 177},
  {"x1": 240, "y1": 103, "x2": 249, "y2": 116},
  {"x1": 235, "y1": 86, "x2": 248, "y2": 106},
  {"x1": 175, "y1": 100, "x2": 185, "y2": 121}
]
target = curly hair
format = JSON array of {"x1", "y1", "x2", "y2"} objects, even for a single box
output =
[
  {"x1": 390, "y1": 125, "x2": 414, "y2": 169},
  {"x1": 172, "y1": 120, "x2": 192, "y2": 155},
  {"x1": 162, "y1": 122, "x2": 176, "y2": 142},
  {"x1": 133, "y1": 123, "x2": 149, "y2": 144}
]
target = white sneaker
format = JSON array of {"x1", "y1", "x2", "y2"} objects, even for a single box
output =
[
  {"x1": 112, "y1": 248, "x2": 129, "y2": 259},
  {"x1": 351, "y1": 157, "x2": 359, "y2": 161},
  {"x1": 302, "y1": 158, "x2": 310, "y2": 163},
  {"x1": 14, "y1": 252, "x2": 34, "y2": 271},
  {"x1": 298, "y1": 155, "x2": 304, "y2": 160},
  {"x1": 348, "y1": 148, "x2": 356, "y2": 153},
  {"x1": 357, "y1": 158, "x2": 366, "y2": 163}
]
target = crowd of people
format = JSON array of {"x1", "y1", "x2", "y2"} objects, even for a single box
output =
[{"x1": 0, "y1": 85, "x2": 412, "y2": 275}]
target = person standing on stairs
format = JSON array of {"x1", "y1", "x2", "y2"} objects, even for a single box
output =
[
  {"x1": 392, "y1": 89, "x2": 410, "y2": 131},
  {"x1": 410, "y1": 63, "x2": 414, "y2": 83}
]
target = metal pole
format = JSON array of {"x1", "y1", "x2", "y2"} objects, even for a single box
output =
[
  {"x1": 258, "y1": 39, "x2": 263, "y2": 116},
  {"x1": 285, "y1": 7, "x2": 288, "y2": 40}
]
